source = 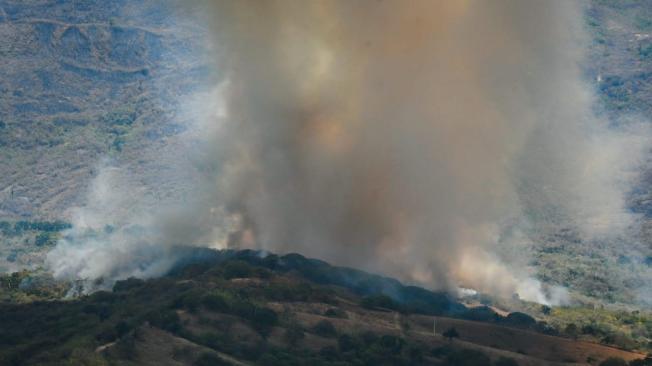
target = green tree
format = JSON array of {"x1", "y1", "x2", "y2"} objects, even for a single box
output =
[
  {"x1": 565, "y1": 323, "x2": 579, "y2": 339},
  {"x1": 35, "y1": 232, "x2": 51, "y2": 246},
  {"x1": 541, "y1": 305, "x2": 552, "y2": 315},
  {"x1": 201, "y1": 292, "x2": 229, "y2": 313}
]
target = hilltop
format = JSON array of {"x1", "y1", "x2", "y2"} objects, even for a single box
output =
[{"x1": 0, "y1": 249, "x2": 650, "y2": 366}]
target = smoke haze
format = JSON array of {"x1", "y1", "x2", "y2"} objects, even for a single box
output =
[{"x1": 47, "y1": 0, "x2": 650, "y2": 304}]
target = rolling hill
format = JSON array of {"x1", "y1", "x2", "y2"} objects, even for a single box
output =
[{"x1": 0, "y1": 249, "x2": 649, "y2": 366}]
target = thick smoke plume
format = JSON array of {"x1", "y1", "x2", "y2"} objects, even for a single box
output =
[{"x1": 47, "y1": 0, "x2": 650, "y2": 304}]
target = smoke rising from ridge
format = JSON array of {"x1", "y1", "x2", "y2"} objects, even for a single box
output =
[{"x1": 47, "y1": 0, "x2": 650, "y2": 303}]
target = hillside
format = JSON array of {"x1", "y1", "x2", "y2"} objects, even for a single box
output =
[
  {"x1": 0, "y1": 0, "x2": 214, "y2": 272},
  {"x1": 0, "y1": 0, "x2": 211, "y2": 221},
  {"x1": 0, "y1": 249, "x2": 649, "y2": 366},
  {"x1": 1, "y1": 4, "x2": 652, "y2": 366}
]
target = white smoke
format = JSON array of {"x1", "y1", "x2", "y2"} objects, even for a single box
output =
[{"x1": 46, "y1": 0, "x2": 651, "y2": 304}]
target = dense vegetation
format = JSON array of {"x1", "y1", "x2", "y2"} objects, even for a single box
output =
[
  {"x1": 1, "y1": 249, "x2": 650, "y2": 365},
  {"x1": 0, "y1": 220, "x2": 73, "y2": 273},
  {"x1": 0, "y1": 250, "x2": 520, "y2": 365},
  {"x1": 469, "y1": 292, "x2": 652, "y2": 354},
  {"x1": 0, "y1": 270, "x2": 69, "y2": 303}
]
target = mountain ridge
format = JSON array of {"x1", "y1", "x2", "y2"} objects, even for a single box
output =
[{"x1": 1, "y1": 247, "x2": 648, "y2": 366}]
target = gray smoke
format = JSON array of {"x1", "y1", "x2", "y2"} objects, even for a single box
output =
[{"x1": 47, "y1": 0, "x2": 650, "y2": 304}]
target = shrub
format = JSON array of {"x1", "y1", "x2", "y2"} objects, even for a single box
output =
[
  {"x1": 112, "y1": 334, "x2": 138, "y2": 360},
  {"x1": 404, "y1": 344, "x2": 424, "y2": 363},
  {"x1": 629, "y1": 357, "x2": 652, "y2": 366},
  {"x1": 115, "y1": 321, "x2": 132, "y2": 337},
  {"x1": 445, "y1": 349, "x2": 491, "y2": 366},
  {"x1": 197, "y1": 332, "x2": 223, "y2": 350},
  {"x1": 35, "y1": 232, "x2": 53, "y2": 246},
  {"x1": 313, "y1": 320, "x2": 337, "y2": 338},
  {"x1": 102, "y1": 108, "x2": 136, "y2": 126},
  {"x1": 602, "y1": 332, "x2": 637, "y2": 350},
  {"x1": 251, "y1": 307, "x2": 278, "y2": 337},
  {"x1": 565, "y1": 323, "x2": 579, "y2": 338},
  {"x1": 495, "y1": 357, "x2": 520, "y2": 366},
  {"x1": 360, "y1": 330, "x2": 378, "y2": 345},
  {"x1": 172, "y1": 346, "x2": 194, "y2": 360},
  {"x1": 535, "y1": 321, "x2": 559, "y2": 336},
  {"x1": 65, "y1": 349, "x2": 110, "y2": 366},
  {"x1": 91, "y1": 291, "x2": 117, "y2": 303},
  {"x1": 147, "y1": 309, "x2": 181, "y2": 333},
  {"x1": 194, "y1": 352, "x2": 230, "y2": 366},
  {"x1": 338, "y1": 334, "x2": 358, "y2": 353},
  {"x1": 378, "y1": 335, "x2": 405, "y2": 355},
  {"x1": 443, "y1": 327, "x2": 459, "y2": 341},
  {"x1": 257, "y1": 354, "x2": 283, "y2": 366},
  {"x1": 96, "y1": 327, "x2": 118, "y2": 343},
  {"x1": 324, "y1": 307, "x2": 347, "y2": 318},
  {"x1": 201, "y1": 293, "x2": 230, "y2": 313},
  {"x1": 83, "y1": 304, "x2": 112, "y2": 321},
  {"x1": 582, "y1": 324, "x2": 598, "y2": 335},
  {"x1": 319, "y1": 346, "x2": 339, "y2": 361},
  {"x1": 230, "y1": 298, "x2": 257, "y2": 319},
  {"x1": 222, "y1": 261, "x2": 254, "y2": 279},
  {"x1": 599, "y1": 357, "x2": 627, "y2": 366},
  {"x1": 173, "y1": 290, "x2": 203, "y2": 313},
  {"x1": 284, "y1": 323, "x2": 304, "y2": 346},
  {"x1": 264, "y1": 282, "x2": 313, "y2": 301},
  {"x1": 431, "y1": 345, "x2": 453, "y2": 357},
  {"x1": 360, "y1": 295, "x2": 401, "y2": 311},
  {"x1": 462, "y1": 306, "x2": 500, "y2": 322},
  {"x1": 502, "y1": 312, "x2": 536, "y2": 328},
  {"x1": 113, "y1": 278, "x2": 144, "y2": 292}
]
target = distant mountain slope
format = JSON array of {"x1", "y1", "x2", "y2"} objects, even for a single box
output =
[
  {"x1": 3, "y1": 2, "x2": 652, "y2": 215},
  {"x1": 2, "y1": 1, "x2": 648, "y2": 225},
  {"x1": 512, "y1": 0, "x2": 652, "y2": 306},
  {"x1": 0, "y1": 0, "x2": 210, "y2": 220},
  {"x1": 587, "y1": 1, "x2": 652, "y2": 116}
]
